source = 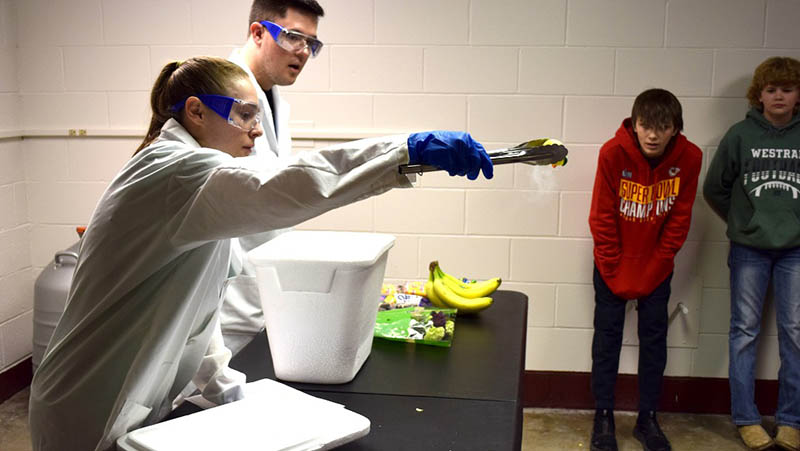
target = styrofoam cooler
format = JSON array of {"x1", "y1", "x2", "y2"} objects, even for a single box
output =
[{"x1": 248, "y1": 231, "x2": 395, "y2": 384}]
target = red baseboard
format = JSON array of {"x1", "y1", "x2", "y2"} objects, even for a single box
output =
[
  {"x1": 0, "y1": 357, "x2": 32, "y2": 404},
  {"x1": 523, "y1": 370, "x2": 779, "y2": 414}
]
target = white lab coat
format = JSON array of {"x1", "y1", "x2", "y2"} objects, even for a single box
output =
[
  {"x1": 219, "y1": 49, "x2": 293, "y2": 354},
  {"x1": 28, "y1": 118, "x2": 411, "y2": 451}
]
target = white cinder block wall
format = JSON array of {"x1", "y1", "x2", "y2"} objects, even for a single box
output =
[
  {"x1": 0, "y1": 0, "x2": 30, "y2": 373},
  {"x1": 1, "y1": 0, "x2": 799, "y2": 379}
]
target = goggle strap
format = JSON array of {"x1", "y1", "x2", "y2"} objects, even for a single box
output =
[
  {"x1": 196, "y1": 94, "x2": 234, "y2": 120},
  {"x1": 169, "y1": 94, "x2": 233, "y2": 119},
  {"x1": 169, "y1": 101, "x2": 184, "y2": 113},
  {"x1": 260, "y1": 20, "x2": 282, "y2": 41}
]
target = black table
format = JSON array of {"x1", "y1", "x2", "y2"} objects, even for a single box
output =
[{"x1": 172, "y1": 290, "x2": 528, "y2": 450}]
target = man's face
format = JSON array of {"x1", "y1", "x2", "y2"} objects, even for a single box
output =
[
  {"x1": 633, "y1": 119, "x2": 678, "y2": 159},
  {"x1": 254, "y1": 9, "x2": 319, "y2": 89}
]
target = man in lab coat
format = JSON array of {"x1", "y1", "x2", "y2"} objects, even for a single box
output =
[
  {"x1": 220, "y1": 0, "x2": 326, "y2": 352},
  {"x1": 214, "y1": 0, "x2": 492, "y2": 380}
]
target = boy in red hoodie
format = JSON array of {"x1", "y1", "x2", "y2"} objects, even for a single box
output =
[{"x1": 588, "y1": 89, "x2": 702, "y2": 451}]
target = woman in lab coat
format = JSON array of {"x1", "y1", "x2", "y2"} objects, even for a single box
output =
[{"x1": 28, "y1": 56, "x2": 492, "y2": 451}]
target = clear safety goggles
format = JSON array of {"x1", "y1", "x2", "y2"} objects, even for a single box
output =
[
  {"x1": 171, "y1": 94, "x2": 262, "y2": 132},
  {"x1": 260, "y1": 20, "x2": 324, "y2": 58}
]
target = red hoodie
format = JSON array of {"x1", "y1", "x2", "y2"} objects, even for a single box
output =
[{"x1": 589, "y1": 119, "x2": 702, "y2": 299}]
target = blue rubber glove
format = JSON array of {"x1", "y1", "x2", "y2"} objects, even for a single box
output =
[{"x1": 407, "y1": 131, "x2": 493, "y2": 180}]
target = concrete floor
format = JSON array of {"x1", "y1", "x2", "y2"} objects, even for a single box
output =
[
  {"x1": 0, "y1": 387, "x2": 773, "y2": 450},
  {"x1": 522, "y1": 408, "x2": 763, "y2": 450},
  {"x1": 0, "y1": 389, "x2": 32, "y2": 451}
]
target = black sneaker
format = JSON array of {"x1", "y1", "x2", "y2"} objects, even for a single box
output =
[
  {"x1": 591, "y1": 409, "x2": 618, "y2": 451},
  {"x1": 633, "y1": 411, "x2": 671, "y2": 451}
]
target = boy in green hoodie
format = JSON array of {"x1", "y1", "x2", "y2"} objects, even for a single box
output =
[{"x1": 704, "y1": 56, "x2": 800, "y2": 451}]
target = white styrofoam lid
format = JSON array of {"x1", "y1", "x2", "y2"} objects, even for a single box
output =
[
  {"x1": 117, "y1": 379, "x2": 370, "y2": 451},
  {"x1": 249, "y1": 231, "x2": 395, "y2": 268}
]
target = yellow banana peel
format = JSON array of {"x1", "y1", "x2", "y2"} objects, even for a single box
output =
[
  {"x1": 425, "y1": 262, "x2": 449, "y2": 308},
  {"x1": 432, "y1": 277, "x2": 493, "y2": 314},
  {"x1": 433, "y1": 262, "x2": 501, "y2": 299}
]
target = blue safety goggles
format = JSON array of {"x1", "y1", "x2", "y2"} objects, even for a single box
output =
[
  {"x1": 171, "y1": 94, "x2": 262, "y2": 132},
  {"x1": 260, "y1": 20, "x2": 323, "y2": 58}
]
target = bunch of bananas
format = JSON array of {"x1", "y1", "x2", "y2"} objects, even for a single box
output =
[{"x1": 424, "y1": 261, "x2": 501, "y2": 314}]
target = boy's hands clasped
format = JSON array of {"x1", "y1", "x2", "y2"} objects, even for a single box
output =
[{"x1": 407, "y1": 131, "x2": 494, "y2": 180}]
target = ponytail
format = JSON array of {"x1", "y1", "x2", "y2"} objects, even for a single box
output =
[
  {"x1": 134, "y1": 57, "x2": 250, "y2": 155},
  {"x1": 135, "y1": 61, "x2": 182, "y2": 154}
]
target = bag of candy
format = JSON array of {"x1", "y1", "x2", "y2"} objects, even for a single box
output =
[{"x1": 378, "y1": 292, "x2": 432, "y2": 311}]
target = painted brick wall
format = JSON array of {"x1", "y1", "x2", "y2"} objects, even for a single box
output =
[
  {"x1": 2, "y1": 0, "x2": 800, "y2": 378},
  {"x1": 0, "y1": 0, "x2": 32, "y2": 373}
]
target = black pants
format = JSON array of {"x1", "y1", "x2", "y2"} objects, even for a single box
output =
[{"x1": 591, "y1": 265, "x2": 671, "y2": 412}]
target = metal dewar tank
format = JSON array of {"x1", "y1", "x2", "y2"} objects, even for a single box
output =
[{"x1": 32, "y1": 239, "x2": 80, "y2": 373}]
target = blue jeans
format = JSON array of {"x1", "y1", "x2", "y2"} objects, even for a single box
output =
[
  {"x1": 729, "y1": 242, "x2": 800, "y2": 427},
  {"x1": 591, "y1": 266, "x2": 671, "y2": 412}
]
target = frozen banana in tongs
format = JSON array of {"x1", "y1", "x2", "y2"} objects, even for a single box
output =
[{"x1": 398, "y1": 138, "x2": 568, "y2": 175}]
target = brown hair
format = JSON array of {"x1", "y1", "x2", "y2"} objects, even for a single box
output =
[
  {"x1": 135, "y1": 56, "x2": 250, "y2": 154},
  {"x1": 746, "y1": 56, "x2": 800, "y2": 110},
  {"x1": 631, "y1": 88, "x2": 684, "y2": 132},
  {"x1": 248, "y1": 0, "x2": 324, "y2": 31}
]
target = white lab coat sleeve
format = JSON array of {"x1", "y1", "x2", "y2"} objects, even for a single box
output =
[
  {"x1": 168, "y1": 134, "x2": 412, "y2": 246},
  {"x1": 191, "y1": 317, "x2": 246, "y2": 405}
]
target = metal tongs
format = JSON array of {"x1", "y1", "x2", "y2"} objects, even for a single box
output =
[{"x1": 398, "y1": 138, "x2": 568, "y2": 175}]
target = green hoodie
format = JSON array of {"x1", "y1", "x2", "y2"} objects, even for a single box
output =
[{"x1": 704, "y1": 108, "x2": 800, "y2": 249}]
